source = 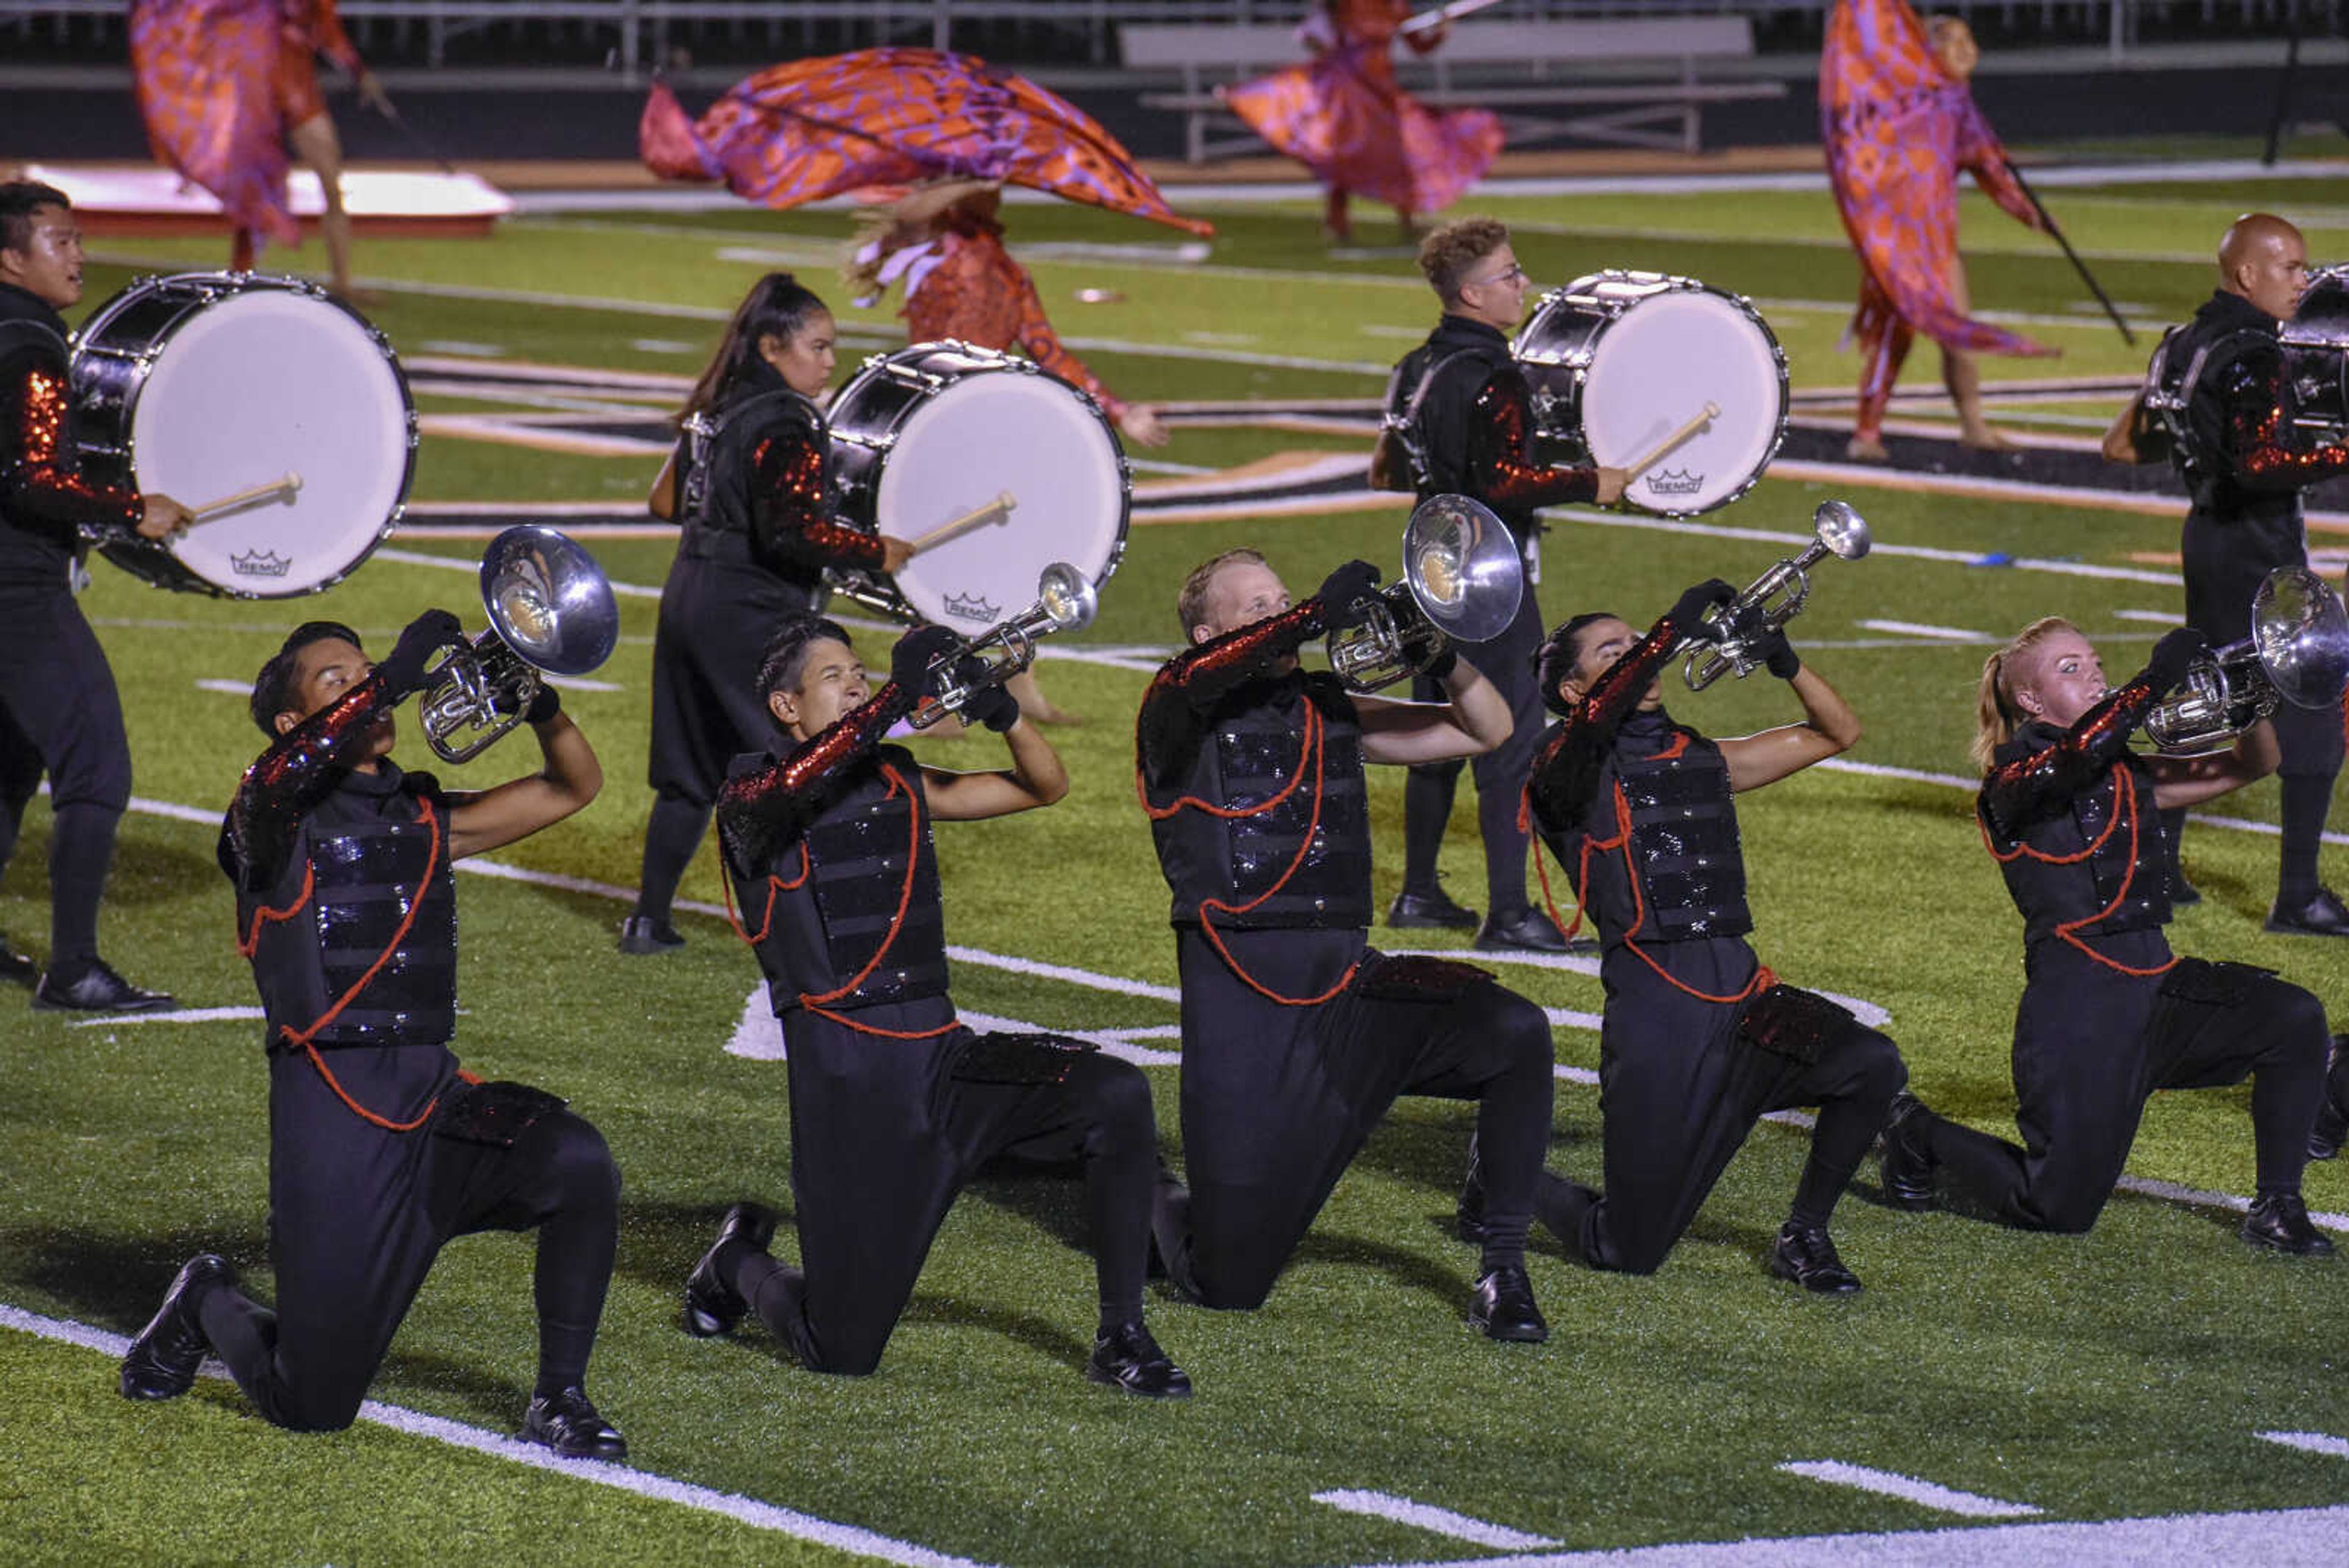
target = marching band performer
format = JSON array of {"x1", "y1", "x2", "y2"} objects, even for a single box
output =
[
  {"x1": 689, "y1": 614, "x2": 1189, "y2": 1397},
  {"x1": 1524, "y1": 586, "x2": 1907, "y2": 1291},
  {"x1": 1882, "y1": 618, "x2": 2344, "y2": 1251},
  {"x1": 121, "y1": 614, "x2": 628, "y2": 1456},
  {"x1": 624, "y1": 273, "x2": 914, "y2": 954},
  {"x1": 1138, "y1": 549, "x2": 1559, "y2": 1341}
]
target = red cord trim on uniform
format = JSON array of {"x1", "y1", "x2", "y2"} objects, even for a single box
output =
[
  {"x1": 237, "y1": 861, "x2": 316, "y2": 957},
  {"x1": 722, "y1": 839, "x2": 809, "y2": 945},
  {"x1": 1608, "y1": 781, "x2": 1776, "y2": 1005},
  {"x1": 1980, "y1": 762, "x2": 2177, "y2": 978}
]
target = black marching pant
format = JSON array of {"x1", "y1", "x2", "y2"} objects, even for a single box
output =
[
  {"x1": 0, "y1": 588, "x2": 132, "y2": 967},
  {"x1": 1159, "y1": 927, "x2": 1555, "y2": 1309},
  {"x1": 733, "y1": 1005, "x2": 1158, "y2": 1376},
  {"x1": 1555, "y1": 945, "x2": 1906, "y2": 1275},
  {"x1": 1403, "y1": 582, "x2": 1546, "y2": 918},
  {"x1": 1920, "y1": 945, "x2": 2332, "y2": 1232},
  {"x1": 199, "y1": 1072, "x2": 620, "y2": 1432}
]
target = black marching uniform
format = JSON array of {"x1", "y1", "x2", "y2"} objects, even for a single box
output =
[
  {"x1": 1525, "y1": 616, "x2": 1905, "y2": 1280},
  {"x1": 0, "y1": 280, "x2": 151, "y2": 993},
  {"x1": 634, "y1": 358, "x2": 889, "y2": 933},
  {"x1": 1387, "y1": 314, "x2": 1601, "y2": 936},
  {"x1": 168, "y1": 675, "x2": 622, "y2": 1439},
  {"x1": 1138, "y1": 596, "x2": 1556, "y2": 1315},
  {"x1": 702, "y1": 684, "x2": 1174, "y2": 1385},
  {"x1": 1887, "y1": 667, "x2": 2340, "y2": 1239},
  {"x1": 2142, "y1": 288, "x2": 2349, "y2": 921}
]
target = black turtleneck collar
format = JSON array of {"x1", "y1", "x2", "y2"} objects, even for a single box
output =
[
  {"x1": 2198, "y1": 288, "x2": 2280, "y2": 337},
  {"x1": 1430, "y1": 314, "x2": 1512, "y2": 352},
  {"x1": 0, "y1": 280, "x2": 67, "y2": 333},
  {"x1": 1619, "y1": 707, "x2": 1677, "y2": 746}
]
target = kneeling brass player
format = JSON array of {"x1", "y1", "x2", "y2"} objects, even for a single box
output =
[
  {"x1": 121, "y1": 614, "x2": 626, "y2": 1457},
  {"x1": 688, "y1": 615, "x2": 1190, "y2": 1397}
]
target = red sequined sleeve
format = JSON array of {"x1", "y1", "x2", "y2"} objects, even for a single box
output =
[
  {"x1": 745, "y1": 420, "x2": 885, "y2": 572},
  {"x1": 1956, "y1": 100, "x2": 2039, "y2": 231},
  {"x1": 1469, "y1": 373, "x2": 1598, "y2": 510},
  {"x1": 220, "y1": 672, "x2": 401, "y2": 891},
  {"x1": 0, "y1": 361, "x2": 142, "y2": 544},
  {"x1": 715, "y1": 683, "x2": 915, "y2": 873},
  {"x1": 2220, "y1": 347, "x2": 2349, "y2": 493},
  {"x1": 1137, "y1": 601, "x2": 1327, "y2": 785},
  {"x1": 1978, "y1": 676, "x2": 2157, "y2": 841},
  {"x1": 1525, "y1": 619, "x2": 1679, "y2": 831}
]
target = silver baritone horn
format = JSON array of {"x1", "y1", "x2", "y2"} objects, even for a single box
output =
[
  {"x1": 1326, "y1": 492, "x2": 1524, "y2": 693},
  {"x1": 2145, "y1": 566, "x2": 2349, "y2": 756},
  {"x1": 1683, "y1": 499, "x2": 1871, "y2": 691},
  {"x1": 908, "y1": 561, "x2": 1099, "y2": 730},
  {"x1": 418, "y1": 525, "x2": 621, "y2": 764}
]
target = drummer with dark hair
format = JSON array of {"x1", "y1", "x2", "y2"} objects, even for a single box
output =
[
  {"x1": 623, "y1": 272, "x2": 917, "y2": 955},
  {"x1": 0, "y1": 179, "x2": 191, "y2": 1009},
  {"x1": 1382, "y1": 217, "x2": 1627, "y2": 954}
]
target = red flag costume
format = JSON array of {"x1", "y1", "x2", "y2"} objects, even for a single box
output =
[
  {"x1": 1821, "y1": 0, "x2": 2049, "y2": 437},
  {"x1": 1222, "y1": 1, "x2": 1501, "y2": 220},
  {"x1": 639, "y1": 48, "x2": 1211, "y2": 237},
  {"x1": 129, "y1": 0, "x2": 300, "y2": 252}
]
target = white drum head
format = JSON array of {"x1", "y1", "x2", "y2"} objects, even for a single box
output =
[
  {"x1": 874, "y1": 370, "x2": 1126, "y2": 628},
  {"x1": 130, "y1": 289, "x2": 410, "y2": 595},
  {"x1": 1580, "y1": 290, "x2": 1785, "y2": 516}
]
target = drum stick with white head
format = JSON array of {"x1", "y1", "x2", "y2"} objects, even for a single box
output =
[
  {"x1": 189, "y1": 471, "x2": 303, "y2": 524},
  {"x1": 1622, "y1": 404, "x2": 1721, "y2": 480},
  {"x1": 910, "y1": 491, "x2": 1017, "y2": 555}
]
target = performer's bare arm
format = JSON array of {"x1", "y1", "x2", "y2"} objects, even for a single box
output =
[
  {"x1": 2101, "y1": 392, "x2": 2154, "y2": 465},
  {"x1": 447, "y1": 712, "x2": 603, "y2": 860},
  {"x1": 1716, "y1": 665, "x2": 1861, "y2": 793},
  {"x1": 2149, "y1": 717, "x2": 2277, "y2": 809},
  {"x1": 1357, "y1": 656, "x2": 1511, "y2": 765},
  {"x1": 923, "y1": 719, "x2": 1069, "y2": 820}
]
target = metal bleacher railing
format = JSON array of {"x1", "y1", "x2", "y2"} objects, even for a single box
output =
[{"x1": 0, "y1": 0, "x2": 2337, "y2": 73}]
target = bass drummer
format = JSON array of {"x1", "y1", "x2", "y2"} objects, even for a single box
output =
[
  {"x1": 1380, "y1": 217, "x2": 1625, "y2": 953},
  {"x1": 624, "y1": 272, "x2": 916, "y2": 955},
  {"x1": 0, "y1": 180, "x2": 190, "y2": 1011}
]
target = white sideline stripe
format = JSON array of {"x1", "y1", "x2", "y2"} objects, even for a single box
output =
[
  {"x1": 67, "y1": 1006, "x2": 261, "y2": 1028},
  {"x1": 195, "y1": 678, "x2": 251, "y2": 696},
  {"x1": 1857, "y1": 620, "x2": 1991, "y2": 642},
  {"x1": 1310, "y1": 1488, "x2": 1556, "y2": 1550},
  {"x1": 1776, "y1": 1460, "x2": 2042, "y2": 1520},
  {"x1": 2260, "y1": 1430, "x2": 2349, "y2": 1458},
  {"x1": 2115, "y1": 1176, "x2": 2349, "y2": 1234},
  {"x1": 0, "y1": 1305, "x2": 992, "y2": 1568},
  {"x1": 2113, "y1": 609, "x2": 2183, "y2": 623}
]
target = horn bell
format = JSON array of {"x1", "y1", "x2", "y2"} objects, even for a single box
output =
[
  {"x1": 480, "y1": 524, "x2": 620, "y2": 678},
  {"x1": 2254, "y1": 565, "x2": 2349, "y2": 711},
  {"x1": 1813, "y1": 499, "x2": 1872, "y2": 562},
  {"x1": 1403, "y1": 493, "x2": 1523, "y2": 645}
]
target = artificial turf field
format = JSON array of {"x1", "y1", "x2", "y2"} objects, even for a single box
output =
[{"x1": 6, "y1": 153, "x2": 2349, "y2": 1565}]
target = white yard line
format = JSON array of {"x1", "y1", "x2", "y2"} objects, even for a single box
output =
[
  {"x1": 1857, "y1": 620, "x2": 1993, "y2": 642},
  {"x1": 2260, "y1": 1431, "x2": 2349, "y2": 1460},
  {"x1": 0, "y1": 1303, "x2": 994, "y2": 1568},
  {"x1": 1775, "y1": 1461, "x2": 2043, "y2": 1520},
  {"x1": 1311, "y1": 1488, "x2": 1557, "y2": 1550}
]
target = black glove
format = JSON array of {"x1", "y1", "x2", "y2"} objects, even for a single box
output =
[
  {"x1": 890, "y1": 625, "x2": 962, "y2": 704},
  {"x1": 1755, "y1": 626, "x2": 1801, "y2": 681},
  {"x1": 959, "y1": 666, "x2": 1023, "y2": 734},
  {"x1": 524, "y1": 682, "x2": 562, "y2": 726},
  {"x1": 2143, "y1": 626, "x2": 2210, "y2": 695},
  {"x1": 1315, "y1": 559, "x2": 1383, "y2": 633},
  {"x1": 1666, "y1": 579, "x2": 1739, "y2": 643},
  {"x1": 1420, "y1": 641, "x2": 1460, "y2": 683},
  {"x1": 377, "y1": 609, "x2": 467, "y2": 699}
]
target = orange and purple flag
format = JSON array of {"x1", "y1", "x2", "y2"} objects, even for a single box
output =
[{"x1": 129, "y1": 0, "x2": 299, "y2": 251}]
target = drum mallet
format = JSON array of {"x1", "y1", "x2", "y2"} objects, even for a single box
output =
[
  {"x1": 189, "y1": 471, "x2": 303, "y2": 525},
  {"x1": 910, "y1": 491, "x2": 1017, "y2": 555},
  {"x1": 1623, "y1": 404, "x2": 1721, "y2": 480}
]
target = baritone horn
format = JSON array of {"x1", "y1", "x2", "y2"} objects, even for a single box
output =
[
  {"x1": 2144, "y1": 566, "x2": 2349, "y2": 756},
  {"x1": 907, "y1": 561, "x2": 1098, "y2": 730},
  {"x1": 1682, "y1": 499, "x2": 1871, "y2": 690},
  {"x1": 418, "y1": 525, "x2": 620, "y2": 764},
  {"x1": 1326, "y1": 492, "x2": 1524, "y2": 693}
]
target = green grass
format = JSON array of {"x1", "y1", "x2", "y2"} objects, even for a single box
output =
[{"x1": 9, "y1": 155, "x2": 2349, "y2": 1566}]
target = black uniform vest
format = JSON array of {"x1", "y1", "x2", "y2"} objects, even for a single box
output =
[
  {"x1": 1986, "y1": 726, "x2": 2171, "y2": 946},
  {"x1": 1151, "y1": 672, "x2": 1373, "y2": 931},
  {"x1": 2144, "y1": 290, "x2": 2298, "y2": 526},
  {"x1": 0, "y1": 284, "x2": 87, "y2": 588},
  {"x1": 240, "y1": 764, "x2": 458, "y2": 1047},
  {"x1": 678, "y1": 381, "x2": 827, "y2": 557},
  {"x1": 1604, "y1": 719, "x2": 1751, "y2": 942},
  {"x1": 744, "y1": 748, "x2": 951, "y2": 1013}
]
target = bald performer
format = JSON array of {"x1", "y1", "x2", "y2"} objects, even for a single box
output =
[{"x1": 2106, "y1": 213, "x2": 2349, "y2": 936}]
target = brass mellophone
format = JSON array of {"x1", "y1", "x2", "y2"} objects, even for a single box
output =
[
  {"x1": 416, "y1": 526, "x2": 620, "y2": 764},
  {"x1": 907, "y1": 562, "x2": 1099, "y2": 730},
  {"x1": 1325, "y1": 493, "x2": 1524, "y2": 693},
  {"x1": 2143, "y1": 566, "x2": 2349, "y2": 756},
  {"x1": 1682, "y1": 500, "x2": 1871, "y2": 690}
]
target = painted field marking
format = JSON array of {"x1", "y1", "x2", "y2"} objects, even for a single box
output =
[
  {"x1": 372, "y1": 545, "x2": 663, "y2": 599},
  {"x1": 2260, "y1": 1430, "x2": 2349, "y2": 1459},
  {"x1": 2113, "y1": 609, "x2": 2182, "y2": 623},
  {"x1": 722, "y1": 989, "x2": 1183, "y2": 1069},
  {"x1": 0, "y1": 1303, "x2": 994, "y2": 1568},
  {"x1": 1311, "y1": 1488, "x2": 1557, "y2": 1550},
  {"x1": 1814, "y1": 756, "x2": 2349, "y2": 851},
  {"x1": 67, "y1": 1005, "x2": 262, "y2": 1028},
  {"x1": 195, "y1": 678, "x2": 251, "y2": 697},
  {"x1": 1857, "y1": 620, "x2": 1992, "y2": 642},
  {"x1": 1776, "y1": 1460, "x2": 2042, "y2": 1519}
]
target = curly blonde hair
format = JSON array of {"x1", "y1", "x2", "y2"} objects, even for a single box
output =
[{"x1": 1417, "y1": 218, "x2": 1510, "y2": 305}]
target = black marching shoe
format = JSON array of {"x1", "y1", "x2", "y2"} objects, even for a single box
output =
[
  {"x1": 1453, "y1": 1135, "x2": 1488, "y2": 1244},
  {"x1": 1474, "y1": 907, "x2": 1578, "y2": 955},
  {"x1": 1768, "y1": 1224, "x2": 1863, "y2": 1294},
  {"x1": 2167, "y1": 866, "x2": 2202, "y2": 907},
  {"x1": 683, "y1": 1202, "x2": 777, "y2": 1337},
  {"x1": 519, "y1": 1385, "x2": 628, "y2": 1460},
  {"x1": 617, "y1": 915, "x2": 686, "y2": 955},
  {"x1": 2310, "y1": 1036, "x2": 2349, "y2": 1162},
  {"x1": 1085, "y1": 1321, "x2": 1193, "y2": 1399},
  {"x1": 0, "y1": 931, "x2": 36, "y2": 988},
  {"x1": 1879, "y1": 1091, "x2": 1939, "y2": 1211},
  {"x1": 2241, "y1": 1191, "x2": 2335, "y2": 1257},
  {"x1": 2265, "y1": 886, "x2": 2349, "y2": 938},
  {"x1": 1468, "y1": 1265, "x2": 1549, "y2": 1343},
  {"x1": 120, "y1": 1253, "x2": 234, "y2": 1400},
  {"x1": 34, "y1": 959, "x2": 174, "y2": 1014},
  {"x1": 1388, "y1": 885, "x2": 1479, "y2": 931}
]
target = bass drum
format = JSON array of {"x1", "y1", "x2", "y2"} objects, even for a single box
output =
[
  {"x1": 2284, "y1": 264, "x2": 2349, "y2": 442},
  {"x1": 72, "y1": 272, "x2": 415, "y2": 598},
  {"x1": 1513, "y1": 270, "x2": 1787, "y2": 517},
  {"x1": 825, "y1": 342, "x2": 1130, "y2": 629}
]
